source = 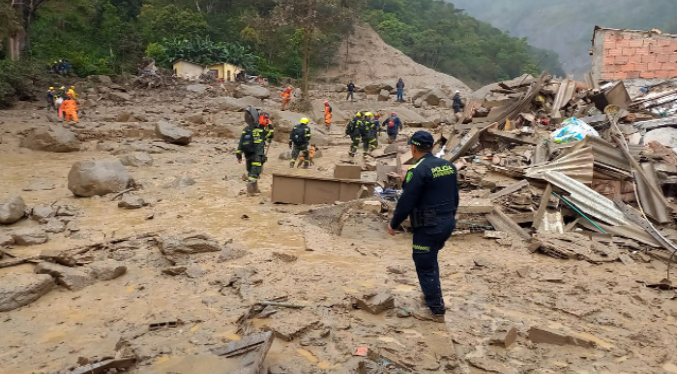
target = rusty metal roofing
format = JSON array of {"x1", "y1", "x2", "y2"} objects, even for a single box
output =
[
  {"x1": 526, "y1": 147, "x2": 595, "y2": 185},
  {"x1": 543, "y1": 171, "x2": 632, "y2": 226}
]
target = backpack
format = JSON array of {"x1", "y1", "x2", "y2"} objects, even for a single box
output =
[
  {"x1": 388, "y1": 119, "x2": 395, "y2": 127},
  {"x1": 240, "y1": 126, "x2": 257, "y2": 154},
  {"x1": 291, "y1": 125, "x2": 307, "y2": 146},
  {"x1": 327, "y1": 105, "x2": 332, "y2": 113},
  {"x1": 244, "y1": 106, "x2": 261, "y2": 126}
]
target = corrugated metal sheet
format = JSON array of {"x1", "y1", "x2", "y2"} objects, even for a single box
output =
[
  {"x1": 543, "y1": 171, "x2": 632, "y2": 226},
  {"x1": 635, "y1": 164, "x2": 670, "y2": 223},
  {"x1": 526, "y1": 147, "x2": 595, "y2": 184}
]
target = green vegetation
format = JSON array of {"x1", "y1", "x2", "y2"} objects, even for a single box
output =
[{"x1": 1, "y1": 0, "x2": 566, "y2": 96}]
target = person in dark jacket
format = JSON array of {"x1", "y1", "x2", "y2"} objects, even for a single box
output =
[
  {"x1": 46, "y1": 87, "x2": 56, "y2": 111},
  {"x1": 452, "y1": 90, "x2": 465, "y2": 123},
  {"x1": 346, "y1": 81, "x2": 355, "y2": 101},
  {"x1": 383, "y1": 112, "x2": 403, "y2": 143},
  {"x1": 388, "y1": 131, "x2": 459, "y2": 323},
  {"x1": 396, "y1": 78, "x2": 405, "y2": 102}
]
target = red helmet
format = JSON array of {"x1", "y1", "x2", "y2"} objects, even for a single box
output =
[{"x1": 324, "y1": 101, "x2": 329, "y2": 105}]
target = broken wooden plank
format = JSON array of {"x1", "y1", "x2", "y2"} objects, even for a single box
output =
[
  {"x1": 457, "y1": 199, "x2": 493, "y2": 214},
  {"x1": 532, "y1": 184, "x2": 553, "y2": 229},
  {"x1": 211, "y1": 331, "x2": 274, "y2": 374},
  {"x1": 486, "y1": 129, "x2": 539, "y2": 146},
  {"x1": 488, "y1": 180, "x2": 529, "y2": 201},
  {"x1": 70, "y1": 357, "x2": 136, "y2": 374},
  {"x1": 486, "y1": 206, "x2": 531, "y2": 241}
]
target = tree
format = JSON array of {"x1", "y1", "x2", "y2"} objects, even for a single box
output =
[
  {"x1": 0, "y1": 1, "x2": 21, "y2": 56},
  {"x1": 6, "y1": 0, "x2": 52, "y2": 61},
  {"x1": 138, "y1": 4, "x2": 208, "y2": 43},
  {"x1": 270, "y1": 0, "x2": 363, "y2": 99}
]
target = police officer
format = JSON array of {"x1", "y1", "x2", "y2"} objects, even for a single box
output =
[{"x1": 388, "y1": 131, "x2": 459, "y2": 323}]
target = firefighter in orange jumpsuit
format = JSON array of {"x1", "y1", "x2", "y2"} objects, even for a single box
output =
[
  {"x1": 280, "y1": 87, "x2": 292, "y2": 111},
  {"x1": 61, "y1": 93, "x2": 79, "y2": 123},
  {"x1": 323, "y1": 101, "x2": 332, "y2": 131}
]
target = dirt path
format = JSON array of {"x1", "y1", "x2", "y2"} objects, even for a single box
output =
[{"x1": 1, "y1": 89, "x2": 676, "y2": 374}]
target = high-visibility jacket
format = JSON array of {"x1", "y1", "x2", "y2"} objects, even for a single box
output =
[{"x1": 61, "y1": 99, "x2": 78, "y2": 113}]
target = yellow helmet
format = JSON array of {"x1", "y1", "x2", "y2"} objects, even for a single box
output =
[
  {"x1": 365, "y1": 112, "x2": 373, "y2": 117},
  {"x1": 355, "y1": 112, "x2": 362, "y2": 117},
  {"x1": 300, "y1": 118, "x2": 310, "y2": 124},
  {"x1": 70, "y1": 86, "x2": 75, "y2": 89},
  {"x1": 49, "y1": 87, "x2": 54, "y2": 90}
]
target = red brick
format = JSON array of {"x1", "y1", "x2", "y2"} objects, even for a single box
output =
[
  {"x1": 616, "y1": 40, "x2": 631, "y2": 49},
  {"x1": 634, "y1": 63, "x2": 648, "y2": 71},
  {"x1": 669, "y1": 70, "x2": 677, "y2": 78},
  {"x1": 627, "y1": 55, "x2": 641, "y2": 64},
  {"x1": 655, "y1": 70, "x2": 671, "y2": 79},
  {"x1": 625, "y1": 71, "x2": 641, "y2": 79},
  {"x1": 622, "y1": 48, "x2": 636, "y2": 56},
  {"x1": 656, "y1": 54, "x2": 670, "y2": 63},
  {"x1": 650, "y1": 44, "x2": 664, "y2": 53},
  {"x1": 604, "y1": 41, "x2": 616, "y2": 50},
  {"x1": 621, "y1": 63, "x2": 636, "y2": 72},
  {"x1": 615, "y1": 55, "x2": 629, "y2": 64},
  {"x1": 627, "y1": 39, "x2": 644, "y2": 48},
  {"x1": 641, "y1": 71, "x2": 656, "y2": 79},
  {"x1": 607, "y1": 48, "x2": 623, "y2": 57},
  {"x1": 670, "y1": 54, "x2": 677, "y2": 63},
  {"x1": 601, "y1": 72, "x2": 614, "y2": 80},
  {"x1": 614, "y1": 72, "x2": 628, "y2": 79},
  {"x1": 649, "y1": 62, "x2": 664, "y2": 70},
  {"x1": 659, "y1": 39, "x2": 673, "y2": 47},
  {"x1": 641, "y1": 54, "x2": 656, "y2": 63},
  {"x1": 635, "y1": 47, "x2": 650, "y2": 55}
]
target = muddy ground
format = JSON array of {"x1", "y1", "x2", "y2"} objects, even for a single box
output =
[{"x1": 1, "y1": 85, "x2": 677, "y2": 374}]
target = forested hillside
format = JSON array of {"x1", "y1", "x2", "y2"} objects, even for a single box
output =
[
  {"x1": 450, "y1": 0, "x2": 677, "y2": 77},
  {"x1": 1, "y1": 0, "x2": 565, "y2": 91}
]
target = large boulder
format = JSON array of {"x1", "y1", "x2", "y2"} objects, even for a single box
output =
[
  {"x1": 12, "y1": 228, "x2": 48, "y2": 246},
  {"x1": 67, "y1": 160, "x2": 131, "y2": 197},
  {"x1": 0, "y1": 196, "x2": 26, "y2": 224},
  {"x1": 234, "y1": 85, "x2": 271, "y2": 99},
  {"x1": 186, "y1": 84, "x2": 207, "y2": 95},
  {"x1": 382, "y1": 107, "x2": 429, "y2": 127},
  {"x1": 270, "y1": 110, "x2": 307, "y2": 142},
  {"x1": 213, "y1": 97, "x2": 262, "y2": 112},
  {"x1": 378, "y1": 89, "x2": 390, "y2": 102},
  {"x1": 155, "y1": 121, "x2": 193, "y2": 145},
  {"x1": 423, "y1": 88, "x2": 448, "y2": 106},
  {"x1": 0, "y1": 273, "x2": 54, "y2": 312},
  {"x1": 88, "y1": 75, "x2": 112, "y2": 85},
  {"x1": 119, "y1": 152, "x2": 154, "y2": 167},
  {"x1": 159, "y1": 234, "x2": 223, "y2": 264},
  {"x1": 34, "y1": 262, "x2": 92, "y2": 291},
  {"x1": 364, "y1": 83, "x2": 394, "y2": 95},
  {"x1": 19, "y1": 125, "x2": 81, "y2": 152},
  {"x1": 88, "y1": 260, "x2": 127, "y2": 281}
]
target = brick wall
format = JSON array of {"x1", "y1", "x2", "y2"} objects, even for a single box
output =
[{"x1": 598, "y1": 29, "x2": 677, "y2": 80}]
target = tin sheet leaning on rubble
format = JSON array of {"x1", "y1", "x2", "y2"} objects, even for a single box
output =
[
  {"x1": 526, "y1": 147, "x2": 595, "y2": 185},
  {"x1": 542, "y1": 171, "x2": 632, "y2": 227}
]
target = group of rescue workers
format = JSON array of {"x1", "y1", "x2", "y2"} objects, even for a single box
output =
[
  {"x1": 345, "y1": 110, "x2": 402, "y2": 157},
  {"x1": 46, "y1": 86, "x2": 80, "y2": 123}
]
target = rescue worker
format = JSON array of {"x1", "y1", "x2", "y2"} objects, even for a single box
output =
[
  {"x1": 289, "y1": 118, "x2": 312, "y2": 168},
  {"x1": 56, "y1": 86, "x2": 66, "y2": 118},
  {"x1": 323, "y1": 101, "x2": 332, "y2": 132},
  {"x1": 61, "y1": 93, "x2": 79, "y2": 123},
  {"x1": 68, "y1": 86, "x2": 78, "y2": 103},
  {"x1": 345, "y1": 112, "x2": 363, "y2": 157},
  {"x1": 280, "y1": 87, "x2": 292, "y2": 111},
  {"x1": 452, "y1": 90, "x2": 465, "y2": 123},
  {"x1": 236, "y1": 111, "x2": 274, "y2": 193},
  {"x1": 360, "y1": 112, "x2": 378, "y2": 157},
  {"x1": 396, "y1": 78, "x2": 405, "y2": 102},
  {"x1": 346, "y1": 81, "x2": 355, "y2": 101},
  {"x1": 46, "y1": 87, "x2": 56, "y2": 111},
  {"x1": 388, "y1": 131, "x2": 459, "y2": 323},
  {"x1": 383, "y1": 112, "x2": 403, "y2": 143}
]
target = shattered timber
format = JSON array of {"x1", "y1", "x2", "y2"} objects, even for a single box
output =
[{"x1": 5, "y1": 25, "x2": 677, "y2": 374}]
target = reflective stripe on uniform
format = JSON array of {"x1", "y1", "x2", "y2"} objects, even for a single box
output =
[{"x1": 251, "y1": 162, "x2": 262, "y2": 166}]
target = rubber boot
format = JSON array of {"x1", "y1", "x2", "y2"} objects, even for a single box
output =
[
  {"x1": 246, "y1": 180, "x2": 259, "y2": 195},
  {"x1": 289, "y1": 161, "x2": 295, "y2": 168}
]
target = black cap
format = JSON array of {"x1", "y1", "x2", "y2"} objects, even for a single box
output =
[{"x1": 408, "y1": 131, "x2": 434, "y2": 148}]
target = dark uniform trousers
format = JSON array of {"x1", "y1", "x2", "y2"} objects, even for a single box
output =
[{"x1": 412, "y1": 216, "x2": 455, "y2": 314}]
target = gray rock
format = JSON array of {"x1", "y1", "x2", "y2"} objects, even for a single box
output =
[
  {"x1": 214, "y1": 97, "x2": 262, "y2": 112},
  {"x1": 34, "y1": 262, "x2": 92, "y2": 291},
  {"x1": 378, "y1": 89, "x2": 390, "y2": 102},
  {"x1": 0, "y1": 234, "x2": 14, "y2": 246},
  {"x1": 185, "y1": 264, "x2": 205, "y2": 279},
  {"x1": 218, "y1": 239, "x2": 248, "y2": 262},
  {"x1": 119, "y1": 152, "x2": 154, "y2": 167},
  {"x1": 278, "y1": 151, "x2": 292, "y2": 160},
  {"x1": 272, "y1": 251, "x2": 297, "y2": 263},
  {"x1": 423, "y1": 88, "x2": 448, "y2": 106},
  {"x1": 67, "y1": 160, "x2": 131, "y2": 197},
  {"x1": 12, "y1": 228, "x2": 48, "y2": 246},
  {"x1": 0, "y1": 196, "x2": 26, "y2": 224},
  {"x1": 88, "y1": 260, "x2": 127, "y2": 281},
  {"x1": 107, "y1": 91, "x2": 132, "y2": 102},
  {"x1": 44, "y1": 218, "x2": 66, "y2": 233},
  {"x1": 234, "y1": 85, "x2": 270, "y2": 99},
  {"x1": 0, "y1": 273, "x2": 54, "y2": 312},
  {"x1": 156, "y1": 121, "x2": 193, "y2": 146},
  {"x1": 160, "y1": 234, "x2": 223, "y2": 263},
  {"x1": 88, "y1": 75, "x2": 112, "y2": 85},
  {"x1": 645, "y1": 127, "x2": 677, "y2": 149},
  {"x1": 23, "y1": 182, "x2": 55, "y2": 191},
  {"x1": 184, "y1": 112, "x2": 205, "y2": 124},
  {"x1": 39, "y1": 249, "x2": 77, "y2": 266},
  {"x1": 186, "y1": 84, "x2": 207, "y2": 95},
  {"x1": 351, "y1": 291, "x2": 395, "y2": 314},
  {"x1": 162, "y1": 266, "x2": 187, "y2": 276},
  {"x1": 165, "y1": 174, "x2": 196, "y2": 189},
  {"x1": 118, "y1": 194, "x2": 145, "y2": 209},
  {"x1": 31, "y1": 204, "x2": 55, "y2": 222}
]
